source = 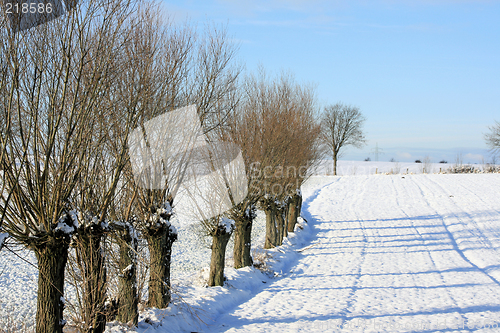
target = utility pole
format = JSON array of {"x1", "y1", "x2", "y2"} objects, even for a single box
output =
[{"x1": 371, "y1": 142, "x2": 384, "y2": 161}]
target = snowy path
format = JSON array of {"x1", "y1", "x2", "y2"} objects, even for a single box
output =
[{"x1": 208, "y1": 174, "x2": 500, "y2": 332}]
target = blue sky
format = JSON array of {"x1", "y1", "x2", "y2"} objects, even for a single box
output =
[{"x1": 160, "y1": 0, "x2": 499, "y2": 163}]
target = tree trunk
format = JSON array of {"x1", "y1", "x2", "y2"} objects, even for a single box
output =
[
  {"x1": 242, "y1": 216, "x2": 253, "y2": 265},
  {"x1": 333, "y1": 153, "x2": 338, "y2": 176},
  {"x1": 116, "y1": 223, "x2": 138, "y2": 326},
  {"x1": 287, "y1": 193, "x2": 301, "y2": 233},
  {"x1": 208, "y1": 225, "x2": 233, "y2": 287},
  {"x1": 32, "y1": 238, "x2": 69, "y2": 333},
  {"x1": 275, "y1": 205, "x2": 285, "y2": 246},
  {"x1": 282, "y1": 202, "x2": 289, "y2": 239},
  {"x1": 264, "y1": 199, "x2": 277, "y2": 249},
  {"x1": 233, "y1": 211, "x2": 254, "y2": 269},
  {"x1": 76, "y1": 226, "x2": 107, "y2": 333},
  {"x1": 297, "y1": 194, "x2": 303, "y2": 217},
  {"x1": 145, "y1": 224, "x2": 177, "y2": 308}
]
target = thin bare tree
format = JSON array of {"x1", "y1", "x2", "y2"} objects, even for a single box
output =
[
  {"x1": 67, "y1": 5, "x2": 144, "y2": 332},
  {"x1": 178, "y1": 137, "x2": 247, "y2": 286},
  {"x1": 125, "y1": 20, "x2": 241, "y2": 308},
  {"x1": 485, "y1": 120, "x2": 500, "y2": 155},
  {"x1": 228, "y1": 70, "x2": 292, "y2": 254},
  {"x1": 321, "y1": 103, "x2": 367, "y2": 176},
  {"x1": 131, "y1": 23, "x2": 242, "y2": 295}
]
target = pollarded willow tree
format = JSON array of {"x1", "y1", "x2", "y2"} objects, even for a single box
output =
[
  {"x1": 126, "y1": 22, "x2": 241, "y2": 306},
  {"x1": 321, "y1": 103, "x2": 367, "y2": 176},
  {"x1": 107, "y1": 178, "x2": 139, "y2": 326},
  {"x1": 227, "y1": 70, "x2": 321, "y2": 258},
  {"x1": 226, "y1": 70, "x2": 291, "y2": 264},
  {"x1": 114, "y1": 8, "x2": 196, "y2": 312},
  {"x1": 65, "y1": 4, "x2": 148, "y2": 332},
  {"x1": 282, "y1": 88, "x2": 323, "y2": 235},
  {"x1": 0, "y1": 1, "x2": 139, "y2": 332},
  {"x1": 179, "y1": 138, "x2": 247, "y2": 286},
  {"x1": 98, "y1": 4, "x2": 179, "y2": 325},
  {"x1": 257, "y1": 73, "x2": 321, "y2": 249}
]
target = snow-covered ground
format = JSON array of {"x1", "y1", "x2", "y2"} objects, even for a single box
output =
[
  {"x1": 2, "y1": 165, "x2": 500, "y2": 332},
  {"x1": 205, "y1": 174, "x2": 500, "y2": 332}
]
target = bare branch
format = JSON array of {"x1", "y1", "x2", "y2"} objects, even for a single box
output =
[{"x1": 485, "y1": 120, "x2": 500, "y2": 155}]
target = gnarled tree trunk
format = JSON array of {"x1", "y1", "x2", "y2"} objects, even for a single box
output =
[
  {"x1": 32, "y1": 236, "x2": 70, "y2": 333},
  {"x1": 233, "y1": 207, "x2": 254, "y2": 269},
  {"x1": 275, "y1": 204, "x2": 285, "y2": 246},
  {"x1": 208, "y1": 223, "x2": 234, "y2": 287},
  {"x1": 76, "y1": 225, "x2": 107, "y2": 333},
  {"x1": 287, "y1": 192, "x2": 301, "y2": 233},
  {"x1": 264, "y1": 199, "x2": 277, "y2": 249},
  {"x1": 145, "y1": 224, "x2": 177, "y2": 308},
  {"x1": 116, "y1": 222, "x2": 138, "y2": 326}
]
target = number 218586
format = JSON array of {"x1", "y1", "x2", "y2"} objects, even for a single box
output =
[{"x1": 5, "y1": 2, "x2": 53, "y2": 14}]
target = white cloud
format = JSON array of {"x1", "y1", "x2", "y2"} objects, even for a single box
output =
[
  {"x1": 465, "y1": 153, "x2": 484, "y2": 162},
  {"x1": 397, "y1": 152, "x2": 412, "y2": 159}
]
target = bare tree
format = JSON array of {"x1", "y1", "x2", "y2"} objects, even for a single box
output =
[
  {"x1": 129, "y1": 22, "x2": 240, "y2": 306},
  {"x1": 485, "y1": 121, "x2": 500, "y2": 155},
  {"x1": 321, "y1": 103, "x2": 367, "y2": 175},
  {"x1": 171, "y1": 24, "x2": 242, "y2": 285},
  {"x1": 228, "y1": 70, "x2": 294, "y2": 252},
  {"x1": 172, "y1": 151, "x2": 240, "y2": 287},
  {"x1": 178, "y1": 141, "x2": 245, "y2": 286},
  {"x1": 228, "y1": 70, "x2": 321, "y2": 252},
  {"x1": 100, "y1": 5, "x2": 175, "y2": 325},
  {"x1": 69, "y1": 10, "x2": 144, "y2": 333},
  {"x1": 127, "y1": 11, "x2": 194, "y2": 312},
  {"x1": 421, "y1": 155, "x2": 432, "y2": 174}
]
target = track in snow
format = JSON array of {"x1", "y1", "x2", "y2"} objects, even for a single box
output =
[{"x1": 208, "y1": 174, "x2": 500, "y2": 332}]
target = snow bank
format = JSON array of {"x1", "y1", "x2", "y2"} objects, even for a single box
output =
[{"x1": 106, "y1": 210, "x2": 314, "y2": 333}]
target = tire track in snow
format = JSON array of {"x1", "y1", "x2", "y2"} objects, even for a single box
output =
[
  {"x1": 415, "y1": 175, "x2": 500, "y2": 287},
  {"x1": 429, "y1": 176, "x2": 496, "y2": 250},
  {"x1": 391, "y1": 176, "x2": 472, "y2": 329},
  {"x1": 433, "y1": 175, "x2": 500, "y2": 251},
  {"x1": 336, "y1": 176, "x2": 370, "y2": 327}
]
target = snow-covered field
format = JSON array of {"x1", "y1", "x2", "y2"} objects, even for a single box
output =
[
  {"x1": 2, "y1": 164, "x2": 500, "y2": 332},
  {"x1": 205, "y1": 174, "x2": 500, "y2": 332},
  {"x1": 315, "y1": 160, "x2": 495, "y2": 176}
]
